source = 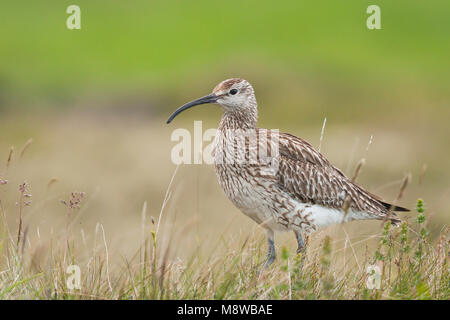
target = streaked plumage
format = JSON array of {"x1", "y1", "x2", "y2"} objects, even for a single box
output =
[{"x1": 167, "y1": 78, "x2": 408, "y2": 266}]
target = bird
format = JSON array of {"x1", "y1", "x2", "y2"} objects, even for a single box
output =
[{"x1": 167, "y1": 78, "x2": 409, "y2": 267}]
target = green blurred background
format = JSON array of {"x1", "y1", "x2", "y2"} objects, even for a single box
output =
[
  {"x1": 0, "y1": 0, "x2": 448, "y2": 259},
  {"x1": 1, "y1": 1, "x2": 449, "y2": 118}
]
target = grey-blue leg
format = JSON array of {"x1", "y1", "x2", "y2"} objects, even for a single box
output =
[
  {"x1": 295, "y1": 231, "x2": 305, "y2": 254},
  {"x1": 263, "y1": 229, "x2": 276, "y2": 268}
]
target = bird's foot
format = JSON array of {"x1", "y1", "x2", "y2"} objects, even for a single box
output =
[
  {"x1": 258, "y1": 252, "x2": 275, "y2": 277},
  {"x1": 263, "y1": 252, "x2": 276, "y2": 269},
  {"x1": 296, "y1": 233, "x2": 307, "y2": 255},
  {"x1": 264, "y1": 236, "x2": 276, "y2": 267},
  {"x1": 258, "y1": 235, "x2": 276, "y2": 276}
]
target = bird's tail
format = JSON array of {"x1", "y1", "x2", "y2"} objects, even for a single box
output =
[
  {"x1": 380, "y1": 200, "x2": 410, "y2": 212},
  {"x1": 389, "y1": 217, "x2": 402, "y2": 226},
  {"x1": 379, "y1": 201, "x2": 409, "y2": 226}
]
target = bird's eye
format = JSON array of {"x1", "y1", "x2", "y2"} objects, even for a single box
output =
[{"x1": 229, "y1": 89, "x2": 238, "y2": 95}]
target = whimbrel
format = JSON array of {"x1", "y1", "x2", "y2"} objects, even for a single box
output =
[{"x1": 167, "y1": 78, "x2": 408, "y2": 267}]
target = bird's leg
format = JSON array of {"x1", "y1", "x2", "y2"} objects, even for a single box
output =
[
  {"x1": 263, "y1": 229, "x2": 276, "y2": 268},
  {"x1": 295, "y1": 230, "x2": 306, "y2": 254}
]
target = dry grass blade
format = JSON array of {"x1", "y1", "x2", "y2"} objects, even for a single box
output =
[
  {"x1": 6, "y1": 146, "x2": 14, "y2": 168},
  {"x1": 351, "y1": 158, "x2": 365, "y2": 182},
  {"x1": 341, "y1": 195, "x2": 352, "y2": 224},
  {"x1": 155, "y1": 165, "x2": 179, "y2": 242},
  {"x1": 47, "y1": 178, "x2": 58, "y2": 190},
  {"x1": 383, "y1": 173, "x2": 411, "y2": 225},
  {"x1": 395, "y1": 174, "x2": 411, "y2": 202},
  {"x1": 99, "y1": 223, "x2": 113, "y2": 294},
  {"x1": 365, "y1": 135, "x2": 374, "y2": 153},
  {"x1": 20, "y1": 138, "x2": 33, "y2": 159},
  {"x1": 318, "y1": 117, "x2": 327, "y2": 153}
]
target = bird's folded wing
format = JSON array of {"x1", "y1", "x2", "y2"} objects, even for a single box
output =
[{"x1": 276, "y1": 132, "x2": 390, "y2": 216}]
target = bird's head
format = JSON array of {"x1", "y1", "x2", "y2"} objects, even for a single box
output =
[{"x1": 166, "y1": 78, "x2": 257, "y2": 124}]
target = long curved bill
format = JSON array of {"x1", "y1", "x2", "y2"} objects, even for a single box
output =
[{"x1": 166, "y1": 93, "x2": 218, "y2": 124}]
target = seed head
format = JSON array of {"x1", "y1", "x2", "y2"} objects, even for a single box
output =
[{"x1": 61, "y1": 191, "x2": 86, "y2": 210}]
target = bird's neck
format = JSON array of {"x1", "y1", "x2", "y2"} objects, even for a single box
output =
[{"x1": 219, "y1": 107, "x2": 258, "y2": 130}]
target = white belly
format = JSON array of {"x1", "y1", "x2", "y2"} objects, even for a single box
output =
[{"x1": 215, "y1": 164, "x2": 373, "y2": 234}]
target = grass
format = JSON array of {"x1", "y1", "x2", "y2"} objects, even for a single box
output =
[{"x1": 0, "y1": 141, "x2": 448, "y2": 299}]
